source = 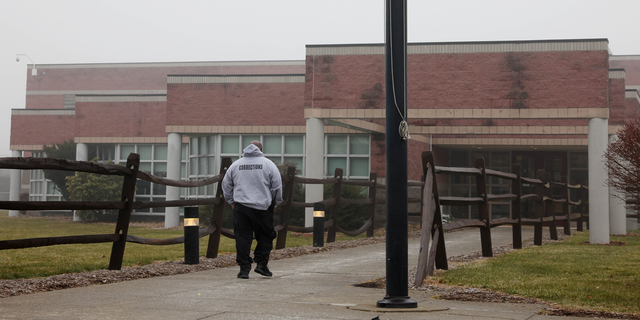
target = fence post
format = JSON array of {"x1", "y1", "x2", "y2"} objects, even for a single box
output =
[
  {"x1": 108, "y1": 153, "x2": 140, "y2": 270},
  {"x1": 276, "y1": 166, "x2": 296, "y2": 250},
  {"x1": 511, "y1": 163, "x2": 522, "y2": 249},
  {"x1": 206, "y1": 157, "x2": 232, "y2": 258},
  {"x1": 576, "y1": 178, "x2": 585, "y2": 232},
  {"x1": 422, "y1": 151, "x2": 448, "y2": 270},
  {"x1": 326, "y1": 168, "x2": 343, "y2": 243},
  {"x1": 544, "y1": 172, "x2": 558, "y2": 240},
  {"x1": 367, "y1": 172, "x2": 377, "y2": 238},
  {"x1": 533, "y1": 169, "x2": 547, "y2": 245},
  {"x1": 474, "y1": 157, "x2": 492, "y2": 257},
  {"x1": 561, "y1": 176, "x2": 571, "y2": 235}
]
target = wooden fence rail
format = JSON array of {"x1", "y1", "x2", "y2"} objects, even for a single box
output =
[
  {"x1": 0, "y1": 154, "x2": 380, "y2": 269},
  {"x1": 415, "y1": 151, "x2": 590, "y2": 285},
  {"x1": 2, "y1": 150, "x2": 596, "y2": 278}
]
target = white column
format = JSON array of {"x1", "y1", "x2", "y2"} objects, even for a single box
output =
[
  {"x1": 305, "y1": 117, "x2": 324, "y2": 227},
  {"x1": 165, "y1": 133, "x2": 182, "y2": 228},
  {"x1": 9, "y1": 150, "x2": 22, "y2": 217},
  {"x1": 75, "y1": 143, "x2": 89, "y2": 161},
  {"x1": 73, "y1": 143, "x2": 89, "y2": 221},
  {"x1": 608, "y1": 134, "x2": 627, "y2": 235},
  {"x1": 588, "y1": 118, "x2": 609, "y2": 244}
]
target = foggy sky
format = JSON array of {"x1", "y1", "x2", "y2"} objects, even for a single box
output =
[{"x1": 1, "y1": 0, "x2": 639, "y2": 157}]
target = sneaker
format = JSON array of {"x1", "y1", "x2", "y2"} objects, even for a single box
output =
[
  {"x1": 237, "y1": 270, "x2": 249, "y2": 279},
  {"x1": 254, "y1": 264, "x2": 272, "y2": 277}
]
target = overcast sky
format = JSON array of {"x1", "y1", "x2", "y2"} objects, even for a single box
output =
[{"x1": 1, "y1": 0, "x2": 640, "y2": 157}]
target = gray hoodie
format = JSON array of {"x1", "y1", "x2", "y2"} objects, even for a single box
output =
[{"x1": 221, "y1": 144, "x2": 283, "y2": 211}]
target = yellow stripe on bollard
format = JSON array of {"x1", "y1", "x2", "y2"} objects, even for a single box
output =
[{"x1": 184, "y1": 218, "x2": 199, "y2": 227}]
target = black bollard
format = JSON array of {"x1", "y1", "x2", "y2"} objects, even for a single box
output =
[
  {"x1": 184, "y1": 206, "x2": 199, "y2": 265},
  {"x1": 313, "y1": 202, "x2": 325, "y2": 247}
]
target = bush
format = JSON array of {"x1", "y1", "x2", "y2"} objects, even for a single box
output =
[
  {"x1": 65, "y1": 159, "x2": 123, "y2": 222},
  {"x1": 324, "y1": 183, "x2": 369, "y2": 230}
]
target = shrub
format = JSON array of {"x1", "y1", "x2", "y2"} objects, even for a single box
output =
[{"x1": 65, "y1": 159, "x2": 123, "y2": 222}]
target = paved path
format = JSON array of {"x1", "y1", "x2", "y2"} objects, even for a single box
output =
[{"x1": 0, "y1": 226, "x2": 584, "y2": 319}]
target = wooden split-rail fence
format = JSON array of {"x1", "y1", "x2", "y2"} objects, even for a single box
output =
[
  {"x1": 414, "y1": 151, "x2": 590, "y2": 285},
  {"x1": 0, "y1": 154, "x2": 379, "y2": 270},
  {"x1": 0, "y1": 150, "x2": 595, "y2": 278}
]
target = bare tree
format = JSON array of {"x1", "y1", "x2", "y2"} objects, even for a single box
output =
[{"x1": 605, "y1": 115, "x2": 640, "y2": 208}]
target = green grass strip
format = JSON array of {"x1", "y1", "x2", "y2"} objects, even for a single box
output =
[
  {"x1": 436, "y1": 230, "x2": 640, "y2": 314},
  {"x1": 0, "y1": 210, "x2": 363, "y2": 279}
]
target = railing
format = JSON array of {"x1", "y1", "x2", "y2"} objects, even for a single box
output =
[
  {"x1": 1, "y1": 151, "x2": 594, "y2": 278},
  {"x1": 273, "y1": 167, "x2": 380, "y2": 249},
  {"x1": 415, "y1": 151, "x2": 589, "y2": 284},
  {"x1": 0, "y1": 155, "x2": 380, "y2": 270},
  {"x1": 0, "y1": 155, "x2": 231, "y2": 270}
]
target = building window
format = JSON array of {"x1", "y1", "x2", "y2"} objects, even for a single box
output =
[
  {"x1": 325, "y1": 135, "x2": 370, "y2": 179},
  {"x1": 187, "y1": 134, "x2": 306, "y2": 198},
  {"x1": 118, "y1": 144, "x2": 167, "y2": 214},
  {"x1": 188, "y1": 136, "x2": 217, "y2": 198},
  {"x1": 29, "y1": 152, "x2": 63, "y2": 202}
]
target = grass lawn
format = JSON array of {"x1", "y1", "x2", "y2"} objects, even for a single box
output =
[
  {"x1": 0, "y1": 210, "x2": 364, "y2": 279},
  {"x1": 435, "y1": 230, "x2": 640, "y2": 314}
]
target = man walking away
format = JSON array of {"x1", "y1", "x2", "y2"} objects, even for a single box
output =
[{"x1": 222, "y1": 141, "x2": 283, "y2": 279}]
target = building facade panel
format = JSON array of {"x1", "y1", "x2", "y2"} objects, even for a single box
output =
[
  {"x1": 75, "y1": 100, "x2": 167, "y2": 138},
  {"x1": 608, "y1": 78, "x2": 627, "y2": 125},
  {"x1": 24, "y1": 62, "x2": 306, "y2": 110},
  {"x1": 10, "y1": 114, "x2": 75, "y2": 148},
  {"x1": 609, "y1": 56, "x2": 640, "y2": 85},
  {"x1": 24, "y1": 95, "x2": 65, "y2": 110},
  {"x1": 305, "y1": 48, "x2": 609, "y2": 113},
  {"x1": 166, "y1": 82, "x2": 305, "y2": 127}
]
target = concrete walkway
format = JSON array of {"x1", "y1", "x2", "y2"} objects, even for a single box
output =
[{"x1": 0, "y1": 226, "x2": 584, "y2": 319}]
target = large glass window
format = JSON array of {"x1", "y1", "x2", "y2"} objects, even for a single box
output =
[
  {"x1": 117, "y1": 144, "x2": 168, "y2": 213},
  {"x1": 29, "y1": 152, "x2": 63, "y2": 202},
  {"x1": 187, "y1": 134, "x2": 306, "y2": 198},
  {"x1": 325, "y1": 135, "x2": 370, "y2": 179},
  {"x1": 188, "y1": 137, "x2": 217, "y2": 198}
]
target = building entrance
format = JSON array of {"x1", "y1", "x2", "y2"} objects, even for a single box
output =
[{"x1": 513, "y1": 151, "x2": 567, "y2": 219}]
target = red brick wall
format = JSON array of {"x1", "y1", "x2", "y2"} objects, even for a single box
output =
[
  {"x1": 75, "y1": 101, "x2": 167, "y2": 137},
  {"x1": 626, "y1": 96, "x2": 640, "y2": 121},
  {"x1": 27, "y1": 64, "x2": 305, "y2": 92},
  {"x1": 608, "y1": 78, "x2": 627, "y2": 125},
  {"x1": 10, "y1": 115, "x2": 75, "y2": 146},
  {"x1": 305, "y1": 51, "x2": 609, "y2": 112},
  {"x1": 368, "y1": 133, "x2": 428, "y2": 180},
  {"x1": 25, "y1": 95, "x2": 64, "y2": 110},
  {"x1": 167, "y1": 82, "x2": 305, "y2": 126},
  {"x1": 25, "y1": 63, "x2": 305, "y2": 109},
  {"x1": 610, "y1": 58, "x2": 640, "y2": 86}
]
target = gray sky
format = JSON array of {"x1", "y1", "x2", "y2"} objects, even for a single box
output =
[{"x1": 2, "y1": 0, "x2": 640, "y2": 157}]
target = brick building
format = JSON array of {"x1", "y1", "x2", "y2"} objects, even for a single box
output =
[{"x1": 9, "y1": 39, "x2": 640, "y2": 232}]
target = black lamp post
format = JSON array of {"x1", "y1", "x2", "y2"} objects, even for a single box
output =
[{"x1": 376, "y1": 0, "x2": 417, "y2": 309}]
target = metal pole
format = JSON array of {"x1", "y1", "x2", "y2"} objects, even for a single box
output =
[
  {"x1": 184, "y1": 206, "x2": 199, "y2": 265},
  {"x1": 377, "y1": 0, "x2": 417, "y2": 309}
]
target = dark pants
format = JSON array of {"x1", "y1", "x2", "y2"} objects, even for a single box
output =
[{"x1": 233, "y1": 203, "x2": 276, "y2": 271}]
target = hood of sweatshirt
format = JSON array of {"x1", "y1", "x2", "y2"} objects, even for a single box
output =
[{"x1": 243, "y1": 144, "x2": 264, "y2": 157}]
